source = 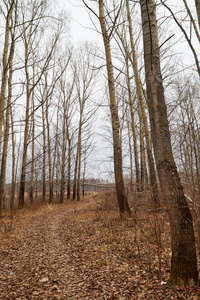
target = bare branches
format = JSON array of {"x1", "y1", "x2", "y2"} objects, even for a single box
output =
[{"x1": 160, "y1": 0, "x2": 200, "y2": 77}]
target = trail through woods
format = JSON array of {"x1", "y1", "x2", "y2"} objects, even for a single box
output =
[{"x1": 0, "y1": 192, "x2": 200, "y2": 299}]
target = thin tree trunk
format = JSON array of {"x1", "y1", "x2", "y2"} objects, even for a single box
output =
[
  {"x1": 42, "y1": 102, "x2": 46, "y2": 202},
  {"x1": 138, "y1": 106, "x2": 146, "y2": 190},
  {"x1": 60, "y1": 104, "x2": 66, "y2": 204},
  {"x1": 67, "y1": 130, "x2": 71, "y2": 200},
  {"x1": 10, "y1": 107, "x2": 15, "y2": 210},
  {"x1": 99, "y1": 0, "x2": 131, "y2": 216},
  {"x1": 126, "y1": 0, "x2": 159, "y2": 205},
  {"x1": 77, "y1": 138, "x2": 82, "y2": 201},
  {"x1": 0, "y1": 29, "x2": 15, "y2": 211},
  {"x1": 0, "y1": 1, "x2": 14, "y2": 148},
  {"x1": 82, "y1": 146, "x2": 86, "y2": 197},
  {"x1": 140, "y1": 0, "x2": 198, "y2": 286},
  {"x1": 30, "y1": 64, "x2": 35, "y2": 204},
  {"x1": 73, "y1": 118, "x2": 82, "y2": 200},
  {"x1": 126, "y1": 112, "x2": 133, "y2": 190},
  {"x1": 125, "y1": 56, "x2": 140, "y2": 190},
  {"x1": 46, "y1": 98, "x2": 53, "y2": 203},
  {"x1": 18, "y1": 41, "x2": 30, "y2": 209},
  {"x1": 51, "y1": 103, "x2": 59, "y2": 202}
]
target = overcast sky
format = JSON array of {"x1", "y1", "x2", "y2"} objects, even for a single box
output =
[{"x1": 58, "y1": 0, "x2": 100, "y2": 43}]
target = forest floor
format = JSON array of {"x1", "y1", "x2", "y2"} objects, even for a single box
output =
[{"x1": 0, "y1": 191, "x2": 200, "y2": 300}]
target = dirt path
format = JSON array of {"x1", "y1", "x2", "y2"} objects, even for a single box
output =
[
  {"x1": 0, "y1": 195, "x2": 101, "y2": 299},
  {"x1": 0, "y1": 192, "x2": 200, "y2": 299}
]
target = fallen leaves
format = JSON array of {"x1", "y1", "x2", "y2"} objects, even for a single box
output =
[{"x1": 0, "y1": 192, "x2": 199, "y2": 299}]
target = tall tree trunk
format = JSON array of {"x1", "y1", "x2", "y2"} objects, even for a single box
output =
[
  {"x1": 10, "y1": 107, "x2": 15, "y2": 210},
  {"x1": 138, "y1": 106, "x2": 146, "y2": 190},
  {"x1": 46, "y1": 98, "x2": 53, "y2": 204},
  {"x1": 60, "y1": 105, "x2": 66, "y2": 204},
  {"x1": 125, "y1": 55, "x2": 140, "y2": 190},
  {"x1": 18, "y1": 42, "x2": 30, "y2": 208},
  {"x1": 51, "y1": 104, "x2": 59, "y2": 202},
  {"x1": 42, "y1": 102, "x2": 46, "y2": 202},
  {"x1": 30, "y1": 64, "x2": 35, "y2": 204},
  {"x1": 140, "y1": 0, "x2": 198, "y2": 286},
  {"x1": 99, "y1": 0, "x2": 131, "y2": 216},
  {"x1": 126, "y1": 0, "x2": 159, "y2": 205},
  {"x1": 126, "y1": 112, "x2": 133, "y2": 190},
  {"x1": 0, "y1": 30, "x2": 15, "y2": 211},
  {"x1": 82, "y1": 146, "x2": 87, "y2": 197},
  {"x1": 73, "y1": 118, "x2": 82, "y2": 200},
  {"x1": 67, "y1": 128, "x2": 71, "y2": 199},
  {"x1": 77, "y1": 138, "x2": 82, "y2": 201},
  {"x1": 0, "y1": 1, "x2": 14, "y2": 149}
]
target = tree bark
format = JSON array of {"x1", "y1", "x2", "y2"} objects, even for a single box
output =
[
  {"x1": 125, "y1": 59, "x2": 140, "y2": 190},
  {"x1": 126, "y1": 0, "x2": 159, "y2": 204},
  {"x1": 195, "y1": 0, "x2": 200, "y2": 29},
  {"x1": 41, "y1": 99, "x2": 46, "y2": 202},
  {"x1": 18, "y1": 39, "x2": 30, "y2": 209},
  {"x1": 73, "y1": 117, "x2": 82, "y2": 200},
  {"x1": 99, "y1": 0, "x2": 131, "y2": 216},
  {"x1": 66, "y1": 124, "x2": 71, "y2": 199},
  {"x1": 30, "y1": 63, "x2": 35, "y2": 204},
  {"x1": 10, "y1": 107, "x2": 15, "y2": 210},
  {"x1": 140, "y1": 0, "x2": 198, "y2": 286},
  {"x1": 126, "y1": 111, "x2": 133, "y2": 190},
  {"x1": 0, "y1": 1, "x2": 14, "y2": 149},
  {"x1": 0, "y1": 26, "x2": 15, "y2": 211},
  {"x1": 60, "y1": 100, "x2": 67, "y2": 204}
]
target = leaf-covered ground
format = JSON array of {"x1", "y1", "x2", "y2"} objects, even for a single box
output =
[{"x1": 0, "y1": 191, "x2": 200, "y2": 299}]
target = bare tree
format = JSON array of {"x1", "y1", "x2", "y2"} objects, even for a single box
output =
[
  {"x1": 72, "y1": 45, "x2": 98, "y2": 201},
  {"x1": 0, "y1": 0, "x2": 15, "y2": 150},
  {"x1": 59, "y1": 71, "x2": 75, "y2": 203},
  {"x1": 98, "y1": 0, "x2": 131, "y2": 216},
  {"x1": 18, "y1": 1, "x2": 64, "y2": 207},
  {"x1": 140, "y1": 0, "x2": 198, "y2": 286},
  {"x1": 0, "y1": 0, "x2": 16, "y2": 211}
]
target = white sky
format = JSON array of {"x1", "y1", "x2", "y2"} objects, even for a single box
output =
[{"x1": 58, "y1": 0, "x2": 100, "y2": 44}]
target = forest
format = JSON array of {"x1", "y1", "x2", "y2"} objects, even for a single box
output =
[{"x1": 0, "y1": 0, "x2": 200, "y2": 298}]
